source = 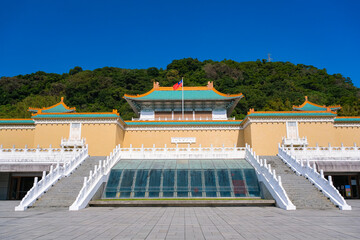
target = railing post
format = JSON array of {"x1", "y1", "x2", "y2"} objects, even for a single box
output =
[
  {"x1": 313, "y1": 162, "x2": 317, "y2": 173},
  {"x1": 328, "y1": 175, "x2": 333, "y2": 186},
  {"x1": 33, "y1": 177, "x2": 38, "y2": 189},
  {"x1": 320, "y1": 169, "x2": 324, "y2": 178},
  {"x1": 42, "y1": 171, "x2": 46, "y2": 180},
  {"x1": 316, "y1": 143, "x2": 320, "y2": 153},
  {"x1": 278, "y1": 176, "x2": 282, "y2": 186},
  {"x1": 83, "y1": 177, "x2": 87, "y2": 187}
]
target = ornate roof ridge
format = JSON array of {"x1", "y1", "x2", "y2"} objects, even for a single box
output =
[
  {"x1": 292, "y1": 96, "x2": 341, "y2": 111},
  {"x1": 247, "y1": 108, "x2": 337, "y2": 115},
  {"x1": 123, "y1": 81, "x2": 243, "y2": 99},
  {"x1": 28, "y1": 97, "x2": 76, "y2": 114},
  {"x1": 31, "y1": 109, "x2": 119, "y2": 117}
]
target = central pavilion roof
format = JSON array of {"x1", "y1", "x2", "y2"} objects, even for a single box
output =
[{"x1": 123, "y1": 81, "x2": 244, "y2": 116}]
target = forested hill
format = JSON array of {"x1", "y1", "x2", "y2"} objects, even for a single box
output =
[{"x1": 1, "y1": 58, "x2": 359, "y2": 120}]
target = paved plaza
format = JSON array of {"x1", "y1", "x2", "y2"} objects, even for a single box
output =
[{"x1": 1, "y1": 201, "x2": 360, "y2": 240}]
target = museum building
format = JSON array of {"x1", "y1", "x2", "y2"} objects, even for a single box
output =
[{"x1": 0, "y1": 82, "x2": 359, "y2": 210}]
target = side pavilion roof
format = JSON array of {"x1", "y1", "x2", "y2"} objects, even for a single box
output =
[
  {"x1": 293, "y1": 96, "x2": 341, "y2": 112},
  {"x1": 28, "y1": 97, "x2": 76, "y2": 114}
]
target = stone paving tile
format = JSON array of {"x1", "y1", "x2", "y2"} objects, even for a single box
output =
[{"x1": 1, "y1": 201, "x2": 360, "y2": 240}]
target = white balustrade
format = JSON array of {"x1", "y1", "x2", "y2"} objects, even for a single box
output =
[
  {"x1": 131, "y1": 117, "x2": 236, "y2": 121},
  {"x1": 245, "y1": 144, "x2": 296, "y2": 210},
  {"x1": 15, "y1": 146, "x2": 89, "y2": 211},
  {"x1": 70, "y1": 145, "x2": 122, "y2": 211},
  {"x1": 61, "y1": 138, "x2": 86, "y2": 148},
  {"x1": 278, "y1": 144, "x2": 351, "y2": 210},
  {"x1": 282, "y1": 137, "x2": 308, "y2": 146},
  {"x1": 70, "y1": 144, "x2": 246, "y2": 211},
  {"x1": 0, "y1": 145, "x2": 82, "y2": 164},
  {"x1": 117, "y1": 144, "x2": 245, "y2": 159},
  {"x1": 282, "y1": 143, "x2": 360, "y2": 161}
]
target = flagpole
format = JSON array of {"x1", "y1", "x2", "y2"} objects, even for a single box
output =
[{"x1": 182, "y1": 77, "x2": 184, "y2": 120}]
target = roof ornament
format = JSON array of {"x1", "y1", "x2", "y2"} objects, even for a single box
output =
[
  {"x1": 153, "y1": 82, "x2": 160, "y2": 90},
  {"x1": 247, "y1": 108, "x2": 255, "y2": 115}
]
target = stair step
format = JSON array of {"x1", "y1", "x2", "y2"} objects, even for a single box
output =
[
  {"x1": 260, "y1": 155, "x2": 337, "y2": 210},
  {"x1": 32, "y1": 156, "x2": 105, "y2": 209}
]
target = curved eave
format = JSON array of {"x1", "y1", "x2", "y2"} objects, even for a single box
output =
[
  {"x1": 125, "y1": 120, "x2": 242, "y2": 126},
  {"x1": 334, "y1": 117, "x2": 360, "y2": 122},
  {"x1": 28, "y1": 97, "x2": 76, "y2": 114},
  {"x1": 242, "y1": 111, "x2": 337, "y2": 124},
  {"x1": 293, "y1": 101, "x2": 341, "y2": 112},
  {"x1": 32, "y1": 110, "x2": 120, "y2": 119},
  {"x1": 123, "y1": 87, "x2": 243, "y2": 100},
  {"x1": 0, "y1": 119, "x2": 35, "y2": 124},
  {"x1": 247, "y1": 111, "x2": 337, "y2": 117}
]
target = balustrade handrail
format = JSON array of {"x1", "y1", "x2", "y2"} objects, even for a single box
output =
[
  {"x1": 70, "y1": 144, "x2": 122, "y2": 211},
  {"x1": 15, "y1": 145, "x2": 89, "y2": 211},
  {"x1": 278, "y1": 144, "x2": 351, "y2": 210},
  {"x1": 245, "y1": 144, "x2": 296, "y2": 210},
  {"x1": 0, "y1": 145, "x2": 83, "y2": 164},
  {"x1": 131, "y1": 117, "x2": 236, "y2": 121},
  {"x1": 281, "y1": 143, "x2": 360, "y2": 161}
]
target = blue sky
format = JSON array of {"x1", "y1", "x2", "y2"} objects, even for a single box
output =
[{"x1": 1, "y1": 0, "x2": 359, "y2": 86}]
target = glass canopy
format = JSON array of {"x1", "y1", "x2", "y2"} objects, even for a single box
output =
[{"x1": 103, "y1": 159, "x2": 261, "y2": 199}]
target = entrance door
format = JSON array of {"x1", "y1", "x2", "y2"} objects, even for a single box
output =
[
  {"x1": 330, "y1": 175, "x2": 359, "y2": 199},
  {"x1": 9, "y1": 176, "x2": 39, "y2": 200}
]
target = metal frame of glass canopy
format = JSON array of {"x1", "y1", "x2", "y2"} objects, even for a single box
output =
[{"x1": 104, "y1": 159, "x2": 261, "y2": 199}]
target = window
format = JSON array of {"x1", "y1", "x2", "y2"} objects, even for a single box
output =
[
  {"x1": 286, "y1": 121, "x2": 298, "y2": 139},
  {"x1": 69, "y1": 123, "x2": 81, "y2": 140}
]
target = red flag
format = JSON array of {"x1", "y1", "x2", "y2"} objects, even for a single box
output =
[{"x1": 173, "y1": 79, "x2": 183, "y2": 90}]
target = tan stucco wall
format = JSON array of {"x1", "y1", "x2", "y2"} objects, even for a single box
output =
[
  {"x1": 249, "y1": 122, "x2": 287, "y2": 155},
  {"x1": 33, "y1": 123, "x2": 121, "y2": 156},
  {"x1": 34, "y1": 124, "x2": 70, "y2": 148},
  {"x1": 1, "y1": 120, "x2": 360, "y2": 156},
  {"x1": 334, "y1": 127, "x2": 360, "y2": 146},
  {"x1": 298, "y1": 122, "x2": 336, "y2": 147},
  {"x1": 123, "y1": 129, "x2": 242, "y2": 148},
  {"x1": 247, "y1": 121, "x2": 360, "y2": 155},
  {"x1": 0, "y1": 128, "x2": 35, "y2": 148},
  {"x1": 115, "y1": 125, "x2": 125, "y2": 147},
  {"x1": 82, "y1": 124, "x2": 118, "y2": 156},
  {"x1": 244, "y1": 124, "x2": 252, "y2": 146}
]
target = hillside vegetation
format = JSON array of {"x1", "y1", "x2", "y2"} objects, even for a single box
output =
[{"x1": 0, "y1": 58, "x2": 359, "y2": 120}]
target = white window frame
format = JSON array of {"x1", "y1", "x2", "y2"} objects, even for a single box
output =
[
  {"x1": 286, "y1": 121, "x2": 299, "y2": 139},
  {"x1": 69, "y1": 123, "x2": 82, "y2": 141}
]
